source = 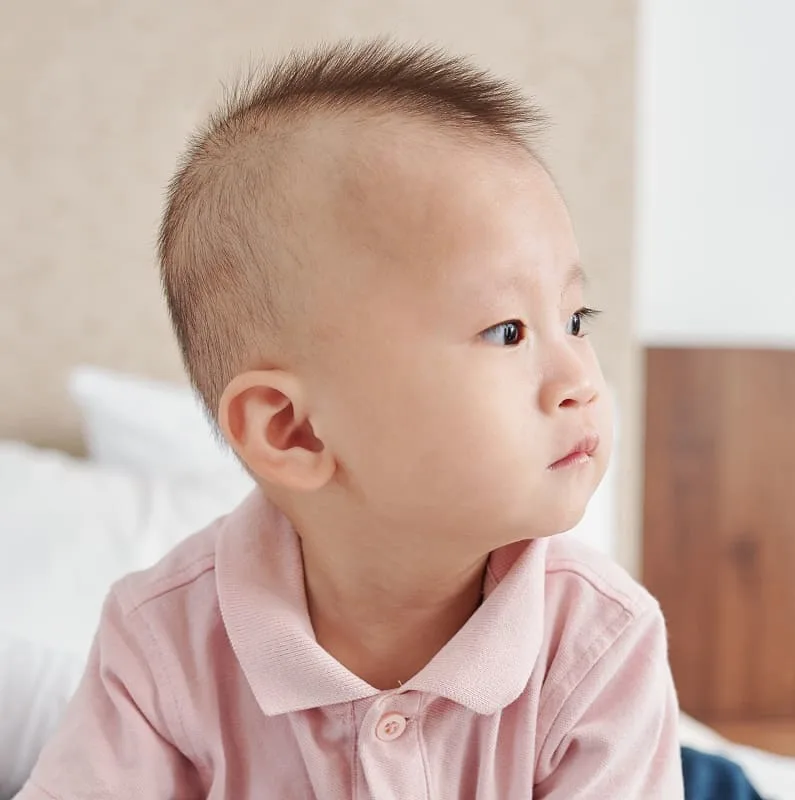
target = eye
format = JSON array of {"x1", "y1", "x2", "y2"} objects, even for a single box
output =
[
  {"x1": 566, "y1": 307, "x2": 600, "y2": 337},
  {"x1": 481, "y1": 320, "x2": 526, "y2": 347}
]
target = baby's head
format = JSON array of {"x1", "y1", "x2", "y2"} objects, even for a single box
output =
[{"x1": 159, "y1": 40, "x2": 612, "y2": 552}]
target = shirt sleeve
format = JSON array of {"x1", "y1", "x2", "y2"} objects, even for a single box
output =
[
  {"x1": 14, "y1": 589, "x2": 203, "y2": 800},
  {"x1": 534, "y1": 603, "x2": 684, "y2": 799}
]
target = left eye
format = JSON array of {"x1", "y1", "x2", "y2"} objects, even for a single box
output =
[
  {"x1": 481, "y1": 320, "x2": 526, "y2": 346},
  {"x1": 566, "y1": 307, "x2": 600, "y2": 337}
]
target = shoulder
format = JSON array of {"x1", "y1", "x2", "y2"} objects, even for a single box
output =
[
  {"x1": 98, "y1": 507, "x2": 240, "y2": 671},
  {"x1": 543, "y1": 534, "x2": 659, "y2": 623},
  {"x1": 533, "y1": 538, "x2": 682, "y2": 794},
  {"x1": 537, "y1": 535, "x2": 667, "y2": 708},
  {"x1": 112, "y1": 519, "x2": 224, "y2": 619},
  {"x1": 85, "y1": 496, "x2": 273, "y2": 775}
]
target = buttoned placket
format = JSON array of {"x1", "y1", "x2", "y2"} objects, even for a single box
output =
[{"x1": 355, "y1": 690, "x2": 429, "y2": 800}]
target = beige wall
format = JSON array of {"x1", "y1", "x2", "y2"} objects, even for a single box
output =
[{"x1": 0, "y1": 0, "x2": 640, "y2": 572}]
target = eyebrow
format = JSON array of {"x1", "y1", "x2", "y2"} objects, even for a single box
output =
[
  {"x1": 564, "y1": 262, "x2": 588, "y2": 292},
  {"x1": 476, "y1": 261, "x2": 588, "y2": 314}
]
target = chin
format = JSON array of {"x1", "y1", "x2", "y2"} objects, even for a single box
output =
[
  {"x1": 496, "y1": 471, "x2": 602, "y2": 542},
  {"x1": 553, "y1": 508, "x2": 589, "y2": 536},
  {"x1": 527, "y1": 496, "x2": 592, "y2": 540},
  {"x1": 548, "y1": 463, "x2": 607, "y2": 535}
]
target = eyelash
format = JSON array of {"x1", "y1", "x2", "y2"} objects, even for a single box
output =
[
  {"x1": 482, "y1": 307, "x2": 601, "y2": 346},
  {"x1": 567, "y1": 306, "x2": 601, "y2": 338}
]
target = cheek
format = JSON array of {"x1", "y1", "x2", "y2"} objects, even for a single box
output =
[
  {"x1": 382, "y1": 360, "x2": 537, "y2": 498},
  {"x1": 314, "y1": 348, "x2": 433, "y2": 478},
  {"x1": 317, "y1": 338, "x2": 555, "y2": 521},
  {"x1": 322, "y1": 352, "x2": 504, "y2": 494}
]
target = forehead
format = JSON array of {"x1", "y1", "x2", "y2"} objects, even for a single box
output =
[
  {"x1": 326, "y1": 120, "x2": 578, "y2": 300},
  {"x1": 285, "y1": 116, "x2": 581, "y2": 350}
]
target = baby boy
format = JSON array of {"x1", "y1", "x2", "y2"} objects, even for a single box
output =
[{"x1": 19, "y1": 40, "x2": 683, "y2": 798}]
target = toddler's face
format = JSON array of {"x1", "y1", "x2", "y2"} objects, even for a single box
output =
[{"x1": 298, "y1": 134, "x2": 611, "y2": 549}]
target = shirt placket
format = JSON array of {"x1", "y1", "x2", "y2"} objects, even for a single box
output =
[{"x1": 356, "y1": 690, "x2": 429, "y2": 800}]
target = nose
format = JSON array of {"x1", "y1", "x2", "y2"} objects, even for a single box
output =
[{"x1": 539, "y1": 342, "x2": 598, "y2": 414}]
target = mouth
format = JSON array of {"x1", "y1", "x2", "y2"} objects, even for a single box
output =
[{"x1": 548, "y1": 433, "x2": 600, "y2": 471}]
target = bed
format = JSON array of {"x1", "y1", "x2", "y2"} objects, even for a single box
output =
[{"x1": 2, "y1": 366, "x2": 795, "y2": 798}]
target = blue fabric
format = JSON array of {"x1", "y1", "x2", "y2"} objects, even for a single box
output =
[{"x1": 682, "y1": 746, "x2": 764, "y2": 800}]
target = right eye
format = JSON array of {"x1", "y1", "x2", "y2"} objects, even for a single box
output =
[{"x1": 480, "y1": 320, "x2": 526, "y2": 347}]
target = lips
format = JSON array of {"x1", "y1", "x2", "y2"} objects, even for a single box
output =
[{"x1": 548, "y1": 433, "x2": 600, "y2": 470}]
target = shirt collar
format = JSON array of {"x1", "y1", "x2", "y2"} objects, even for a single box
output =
[{"x1": 217, "y1": 491, "x2": 547, "y2": 717}]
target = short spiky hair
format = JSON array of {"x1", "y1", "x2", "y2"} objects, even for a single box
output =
[{"x1": 158, "y1": 39, "x2": 546, "y2": 418}]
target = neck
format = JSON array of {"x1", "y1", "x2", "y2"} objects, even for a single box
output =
[{"x1": 299, "y1": 527, "x2": 489, "y2": 690}]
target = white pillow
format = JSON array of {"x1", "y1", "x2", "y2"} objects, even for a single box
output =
[
  {"x1": 68, "y1": 365, "x2": 244, "y2": 479},
  {"x1": 0, "y1": 441, "x2": 250, "y2": 655},
  {"x1": 0, "y1": 441, "x2": 253, "y2": 787}
]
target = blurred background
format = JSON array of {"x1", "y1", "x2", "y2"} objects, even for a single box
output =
[{"x1": 1, "y1": 0, "x2": 794, "y2": 785}]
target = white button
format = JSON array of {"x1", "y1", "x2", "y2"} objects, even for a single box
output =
[{"x1": 375, "y1": 712, "x2": 407, "y2": 742}]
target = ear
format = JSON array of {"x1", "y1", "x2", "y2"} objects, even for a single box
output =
[{"x1": 218, "y1": 370, "x2": 335, "y2": 492}]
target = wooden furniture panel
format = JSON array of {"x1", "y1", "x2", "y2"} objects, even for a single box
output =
[{"x1": 643, "y1": 348, "x2": 795, "y2": 728}]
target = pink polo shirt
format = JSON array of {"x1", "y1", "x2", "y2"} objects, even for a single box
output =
[{"x1": 19, "y1": 491, "x2": 684, "y2": 798}]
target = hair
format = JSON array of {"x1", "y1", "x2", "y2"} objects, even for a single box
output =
[{"x1": 158, "y1": 38, "x2": 547, "y2": 418}]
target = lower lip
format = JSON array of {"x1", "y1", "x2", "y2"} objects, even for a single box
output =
[{"x1": 548, "y1": 451, "x2": 592, "y2": 470}]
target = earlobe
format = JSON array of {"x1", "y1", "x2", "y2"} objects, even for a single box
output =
[{"x1": 218, "y1": 370, "x2": 335, "y2": 491}]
